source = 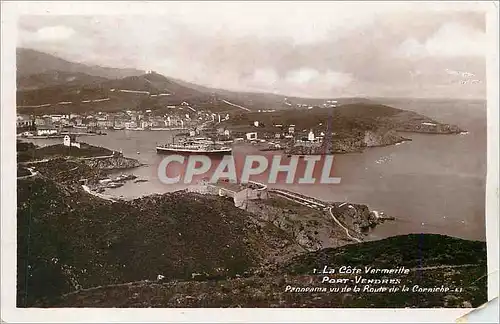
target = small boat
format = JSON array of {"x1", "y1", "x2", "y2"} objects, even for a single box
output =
[{"x1": 107, "y1": 182, "x2": 124, "y2": 188}]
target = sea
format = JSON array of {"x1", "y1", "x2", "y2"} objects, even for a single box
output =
[{"x1": 25, "y1": 99, "x2": 487, "y2": 242}]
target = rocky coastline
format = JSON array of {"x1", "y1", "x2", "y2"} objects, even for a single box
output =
[
  {"x1": 81, "y1": 155, "x2": 143, "y2": 171},
  {"x1": 379, "y1": 111, "x2": 465, "y2": 134},
  {"x1": 17, "y1": 141, "x2": 144, "y2": 191},
  {"x1": 285, "y1": 129, "x2": 412, "y2": 155},
  {"x1": 229, "y1": 103, "x2": 464, "y2": 156}
]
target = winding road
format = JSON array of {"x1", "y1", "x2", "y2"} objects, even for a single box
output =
[
  {"x1": 221, "y1": 99, "x2": 251, "y2": 112},
  {"x1": 328, "y1": 206, "x2": 362, "y2": 243},
  {"x1": 17, "y1": 167, "x2": 38, "y2": 180}
]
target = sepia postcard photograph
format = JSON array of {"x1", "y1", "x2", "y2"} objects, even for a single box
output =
[{"x1": 1, "y1": 1, "x2": 499, "y2": 323}]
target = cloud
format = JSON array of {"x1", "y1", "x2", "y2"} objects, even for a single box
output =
[
  {"x1": 395, "y1": 22, "x2": 486, "y2": 58},
  {"x1": 285, "y1": 68, "x2": 320, "y2": 85},
  {"x1": 16, "y1": 7, "x2": 486, "y2": 99},
  {"x1": 18, "y1": 25, "x2": 76, "y2": 48},
  {"x1": 162, "y1": 2, "x2": 384, "y2": 45},
  {"x1": 237, "y1": 67, "x2": 353, "y2": 97},
  {"x1": 248, "y1": 68, "x2": 279, "y2": 88},
  {"x1": 35, "y1": 25, "x2": 75, "y2": 41},
  {"x1": 322, "y1": 71, "x2": 353, "y2": 87},
  {"x1": 285, "y1": 68, "x2": 352, "y2": 88}
]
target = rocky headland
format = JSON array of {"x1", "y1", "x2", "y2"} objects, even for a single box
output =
[
  {"x1": 17, "y1": 140, "x2": 142, "y2": 189},
  {"x1": 285, "y1": 129, "x2": 411, "y2": 155},
  {"x1": 224, "y1": 103, "x2": 464, "y2": 155}
]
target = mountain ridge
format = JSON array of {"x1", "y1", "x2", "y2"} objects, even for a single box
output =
[
  {"x1": 17, "y1": 49, "x2": 376, "y2": 113},
  {"x1": 17, "y1": 48, "x2": 144, "y2": 80}
]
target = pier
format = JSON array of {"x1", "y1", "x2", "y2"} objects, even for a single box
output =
[{"x1": 269, "y1": 188, "x2": 326, "y2": 210}]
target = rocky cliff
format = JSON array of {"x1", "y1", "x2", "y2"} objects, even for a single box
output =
[
  {"x1": 82, "y1": 156, "x2": 142, "y2": 171},
  {"x1": 246, "y1": 198, "x2": 352, "y2": 253}
]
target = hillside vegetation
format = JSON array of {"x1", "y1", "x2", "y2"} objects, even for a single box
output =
[
  {"x1": 45, "y1": 233, "x2": 487, "y2": 308},
  {"x1": 17, "y1": 48, "x2": 143, "y2": 79}
]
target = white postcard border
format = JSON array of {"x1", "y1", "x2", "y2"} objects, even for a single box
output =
[{"x1": 1, "y1": 1, "x2": 498, "y2": 323}]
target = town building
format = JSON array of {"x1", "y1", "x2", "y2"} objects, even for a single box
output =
[
  {"x1": 50, "y1": 115, "x2": 64, "y2": 122},
  {"x1": 308, "y1": 130, "x2": 315, "y2": 141},
  {"x1": 63, "y1": 134, "x2": 81, "y2": 148},
  {"x1": 246, "y1": 132, "x2": 258, "y2": 140},
  {"x1": 34, "y1": 117, "x2": 46, "y2": 126},
  {"x1": 16, "y1": 115, "x2": 33, "y2": 128},
  {"x1": 96, "y1": 118, "x2": 112, "y2": 128},
  {"x1": 36, "y1": 126, "x2": 58, "y2": 136},
  {"x1": 187, "y1": 179, "x2": 268, "y2": 209}
]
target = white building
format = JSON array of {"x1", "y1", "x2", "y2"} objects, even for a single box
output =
[
  {"x1": 308, "y1": 130, "x2": 315, "y2": 141},
  {"x1": 50, "y1": 115, "x2": 63, "y2": 122},
  {"x1": 246, "y1": 132, "x2": 258, "y2": 140},
  {"x1": 63, "y1": 135, "x2": 81, "y2": 148},
  {"x1": 36, "y1": 127, "x2": 58, "y2": 136}
]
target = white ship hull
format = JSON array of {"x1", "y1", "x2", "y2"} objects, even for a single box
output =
[
  {"x1": 150, "y1": 127, "x2": 188, "y2": 131},
  {"x1": 156, "y1": 146, "x2": 232, "y2": 155}
]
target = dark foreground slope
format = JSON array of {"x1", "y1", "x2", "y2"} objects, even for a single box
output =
[
  {"x1": 18, "y1": 172, "x2": 487, "y2": 308},
  {"x1": 283, "y1": 234, "x2": 487, "y2": 273},
  {"x1": 17, "y1": 175, "x2": 301, "y2": 307},
  {"x1": 48, "y1": 234, "x2": 487, "y2": 308},
  {"x1": 17, "y1": 142, "x2": 485, "y2": 308}
]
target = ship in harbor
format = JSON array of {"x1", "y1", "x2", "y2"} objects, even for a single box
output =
[{"x1": 156, "y1": 137, "x2": 232, "y2": 155}]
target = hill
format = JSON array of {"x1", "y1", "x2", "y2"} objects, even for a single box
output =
[
  {"x1": 17, "y1": 70, "x2": 108, "y2": 91},
  {"x1": 44, "y1": 234, "x2": 487, "y2": 308},
  {"x1": 16, "y1": 72, "x2": 250, "y2": 115},
  {"x1": 16, "y1": 49, "x2": 374, "y2": 115},
  {"x1": 170, "y1": 77, "x2": 374, "y2": 110},
  {"x1": 282, "y1": 234, "x2": 487, "y2": 273},
  {"x1": 221, "y1": 103, "x2": 463, "y2": 136},
  {"x1": 18, "y1": 170, "x2": 487, "y2": 308},
  {"x1": 17, "y1": 48, "x2": 143, "y2": 80},
  {"x1": 17, "y1": 173, "x2": 302, "y2": 307},
  {"x1": 17, "y1": 140, "x2": 485, "y2": 308}
]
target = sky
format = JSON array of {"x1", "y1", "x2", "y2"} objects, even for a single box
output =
[{"x1": 17, "y1": 2, "x2": 488, "y2": 99}]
